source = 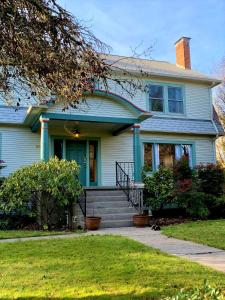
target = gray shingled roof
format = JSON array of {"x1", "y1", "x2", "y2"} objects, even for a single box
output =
[
  {"x1": 0, "y1": 106, "x2": 27, "y2": 124},
  {"x1": 141, "y1": 117, "x2": 223, "y2": 136},
  {"x1": 0, "y1": 106, "x2": 223, "y2": 136},
  {"x1": 102, "y1": 54, "x2": 221, "y2": 86}
]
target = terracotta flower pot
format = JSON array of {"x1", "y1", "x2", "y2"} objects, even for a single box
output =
[
  {"x1": 133, "y1": 214, "x2": 148, "y2": 227},
  {"x1": 85, "y1": 216, "x2": 101, "y2": 230}
]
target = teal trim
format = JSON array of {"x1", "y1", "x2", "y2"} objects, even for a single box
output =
[
  {"x1": 141, "y1": 138, "x2": 196, "y2": 171},
  {"x1": 86, "y1": 140, "x2": 90, "y2": 186},
  {"x1": 145, "y1": 80, "x2": 186, "y2": 117},
  {"x1": 51, "y1": 136, "x2": 101, "y2": 186},
  {"x1": 42, "y1": 112, "x2": 139, "y2": 125},
  {"x1": 133, "y1": 126, "x2": 142, "y2": 182},
  {"x1": 40, "y1": 119, "x2": 49, "y2": 161},
  {"x1": 31, "y1": 117, "x2": 41, "y2": 132},
  {"x1": 192, "y1": 142, "x2": 197, "y2": 167}
]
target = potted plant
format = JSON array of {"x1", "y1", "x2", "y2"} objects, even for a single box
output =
[
  {"x1": 132, "y1": 183, "x2": 149, "y2": 227},
  {"x1": 85, "y1": 209, "x2": 101, "y2": 230},
  {"x1": 133, "y1": 209, "x2": 149, "y2": 227}
]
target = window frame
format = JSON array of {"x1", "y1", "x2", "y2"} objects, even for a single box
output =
[
  {"x1": 142, "y1": 139, "x2": 196, "y2": 173},
  {"x1": 147, "y1": 81, "x2": 186, "y2": 115},
  {"x1": 149, "y1": 84, "x2": 165, "y2": 113}
]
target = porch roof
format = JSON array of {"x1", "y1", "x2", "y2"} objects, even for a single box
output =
[{"x1": 23, "y1": 90, "x2": 152, "y2": 135}]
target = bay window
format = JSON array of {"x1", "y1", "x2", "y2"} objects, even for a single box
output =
[
  {"x1": 144, "y1": 143, "x2": 153, "y2": 172},
  {"x1": 143, "y1": 142, "x2": 193, "y2": 172}
]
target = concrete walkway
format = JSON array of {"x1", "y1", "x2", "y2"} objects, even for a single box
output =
[{"x1": 1, "y1": 227, "x2": 225, "y2": 273}]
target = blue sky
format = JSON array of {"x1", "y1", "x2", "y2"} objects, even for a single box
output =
[{"x1": 58, "y1": 0, "x2": 225, "y2": 77}]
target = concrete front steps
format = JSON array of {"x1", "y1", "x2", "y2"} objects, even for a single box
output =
[{"x1": 85, "y1": 187, "x2": 137, "y2": 228}]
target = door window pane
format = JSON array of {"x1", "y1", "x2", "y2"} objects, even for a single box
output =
[
  {"x1": 144, "y1": 143, "x2": 153, "y2": 172},
  {"x1": 89, "y1": 141, "x2": 97, "y2": 183},
  {"x1": 168, "y1": 87, "x2": 184, "y2": 113},
  {"x1": 54, "y1": 139, "x2": 63, "y2": 159},
  {"x1": 159, "y1": 144, "x2": 176, "y2": 168},
  {"x1": 149, "y1": 85, "x2": 164, "y2": 112}
]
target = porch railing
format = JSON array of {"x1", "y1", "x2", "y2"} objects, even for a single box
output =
[{"x1": 115, "y1": 161, "x2": 144, "y2": 213}]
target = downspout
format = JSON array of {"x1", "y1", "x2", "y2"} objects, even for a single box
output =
[
  {"x1": 210, "y1": 82, "x2": 219, "y2": 139},
  {"x1": 210, "y1": 82, "x2": 219, "y2": 163}
]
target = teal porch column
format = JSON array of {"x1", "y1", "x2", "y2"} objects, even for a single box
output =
[
  {"x1": 40, "y1": 117, "x2": 49, "y2": 161},
  {"x1": 133, "y1": 124, "x2": 142, "y2": 183}
]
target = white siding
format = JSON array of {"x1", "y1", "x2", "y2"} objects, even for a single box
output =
[
  {"x1": 101, "y1": 132, "x2": 133, "y2": 186},
  {"x1": 0, "y1": 126, "x2": 216, "y2": 186},
  {"x1": 0, "y1": 127, "x2": 40, "y2": 177},
  {"x1": 48, "y1": 96, "x2": 136, "y2": 118},
  {"x1": 185, "y1": 83, "x2": 211, "y2": 120},
  {"x1": 99, "y1": 77, "x2": 213, "y2": 120}
]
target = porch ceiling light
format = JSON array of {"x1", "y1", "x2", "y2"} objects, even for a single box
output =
[
  {"x1": 72, "y1": 128, "x2": 80, "y2": 139},
  {"x1": 64, "y1": 122, "x2": 80, "y2": 139}
]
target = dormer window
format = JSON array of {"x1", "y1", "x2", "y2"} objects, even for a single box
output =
[{"x1": 148, "y1": 83, "x2": 184, "y2": 114}]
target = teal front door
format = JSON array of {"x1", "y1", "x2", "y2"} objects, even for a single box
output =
[{"x1": 66, "y1": 141, "x2": 87, "y2": 186}]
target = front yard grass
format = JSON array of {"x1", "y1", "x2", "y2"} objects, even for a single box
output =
[
  {"x1": 1, "y1": 235, "x2": 225, "y2": 299},
  {"x1": 162, "y1": 219, "x2": 225, "y2": 250},
  {"x1": 0, "y1": 230, "x2": 73, "y2": 239}
]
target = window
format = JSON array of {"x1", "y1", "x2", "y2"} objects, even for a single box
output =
[
  {"x1": 159, "y1": 144, "x2": 176, "y2": 168},
  {"x1": 149, "y1": 85, "x2": 164, "y2": 112},
  {"x1": 168, "y1": 87, "x2": 183, "y2": 113},
  {"x1": 89, "y1": 141, "x2": 97, "y2": 184},
  {"x1": 148, "y1": 84, "x2": 184, "y2": 114},
  {"x1": 54, "y1": 139, "x2": 63, "y2": 159},
  {"x1": 181, "y1": 144, "x2": 192, "y2": 167},
  {"x1": 143, "y1": 142, "x2": 193, "y2": 171},
  {"x1": 144, "y1": 143, "x2": 153, "y2": 172}
]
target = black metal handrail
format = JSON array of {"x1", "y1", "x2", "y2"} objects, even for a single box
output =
[
  {"x1": 116, "y1": 162, "x2": 134, "y2": 182},
  {"x1": 116, "y1": 161, "x2": 144, "y2": 213},
  {"x1": 116, "y1": 162, "x2": 132, "y2": 201},
  {"x1": 77, "y1": 189, "x2": 87, "y2": 217}
]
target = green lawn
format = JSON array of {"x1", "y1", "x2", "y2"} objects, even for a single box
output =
[
  {"x1": 1, "y1": 235, "x2": 225, "y2": 299},
  {"x1": 162, "y1": 219, "x2": 225, "y2": 250},
  {"x1": 0, "y1": 230, "x2": 73, "y2": 239}
]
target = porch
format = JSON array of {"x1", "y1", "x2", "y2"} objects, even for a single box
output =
[
  {"x1": 24, "y1": 91, "x2": 152, "y2": 187},
  {"x1": 23, "y1": 92, "x2": 152, "y2": 227}
]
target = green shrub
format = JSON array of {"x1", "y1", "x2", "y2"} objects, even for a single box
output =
[
  {"x1": 173, "y1": 156, "x2": 193, "y2": 181},
  {"x1": 204, "y1": 194, "x2": 225, "y2": 218},
  {"x1": 165, "y1": 281, "x2": 224, "y2": 300},
  {"x1": 0, "y1": 158, "x2": 82, "y2": 229},
  {"x1": 0, "y1": 219, "x2": 9, "y2": 230},
  {"x1": 196, "y1": 163, "x2": 225, "y2": 196},
  {"x1": 176, "y1": 191, "x2": 209, "y2": 218},
  {"x1": 143, "y1": 166, "x2": 175, "y2": 211}
]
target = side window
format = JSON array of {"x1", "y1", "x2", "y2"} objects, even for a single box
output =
[
  {"x1": 149, "y1": 85, "x2": 164, "y2": 112},
  {"x1": 143, "y1": 143, "x2": 153, "y2": 172},
  {"x1": 168, "y1": 86, "x2": 184, "y2": 113}
]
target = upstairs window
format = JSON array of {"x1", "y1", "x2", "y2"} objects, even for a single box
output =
[
  {"x1": 148, "y1": 84, "x2": 184, "y2": 114},
  {"x1": 149, "y1": 85, "x2": 164, "y2": 112},
  {"x1": 168, "y1": 87, "x2": 183, "y2": 113}
]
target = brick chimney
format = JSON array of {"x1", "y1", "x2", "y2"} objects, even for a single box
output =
[{"x1": 175, "y1": 37, "x2": 191, "y2": 69}]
